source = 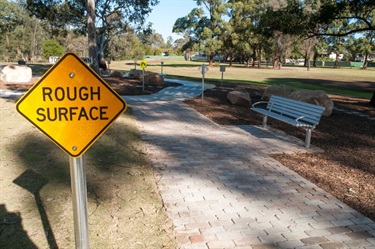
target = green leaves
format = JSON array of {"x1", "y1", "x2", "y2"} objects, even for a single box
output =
[{"x1": 42, "y1": 39, "x2": 64, "y2": 59}]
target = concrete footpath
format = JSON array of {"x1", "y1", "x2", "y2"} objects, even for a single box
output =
[{"x1": 124, "y1": 79, "x2": 375, "y2": 249}]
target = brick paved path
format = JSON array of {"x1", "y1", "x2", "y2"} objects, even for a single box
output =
[{"x1": 124, "y1": 80, "x2": 375, "y2": 249}]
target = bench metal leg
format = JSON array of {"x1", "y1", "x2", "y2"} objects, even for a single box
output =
[
  {"x1": 262, "y1": 116, "x2": 267, "y2": 128},
  {"x1": 305, "y1": 128, "x2": 312, "y2": 148}
]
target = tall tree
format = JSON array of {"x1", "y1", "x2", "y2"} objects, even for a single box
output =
[
  {"x1": 0, "y1": 0, "x2": 23, "y2": 61},
  {"x1": 224, "y1": 0, "x2": 252, "y2": 67},
  {"x1": 312, "y1": 0, "x2": 374, "y2": 37},
  {"x1": 87, "y1": 0, "x2": 98, "y2": 72},
  {"x1": 173, "y1": 0, "x2": 226, "y2": 66},
  {"x1": 173, "y1": 8, "x2": 210, "y2": 55},
  {"x1": 195, "y1": 0, "x2": 226, "y2": 66},
  {"x1": 25, "y1": 0, "x2": 159, "y2": 65}
]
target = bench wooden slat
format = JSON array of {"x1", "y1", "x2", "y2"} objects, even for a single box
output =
[{"x1": 251, "y1": 95, "x2": 325, "y2": 148}]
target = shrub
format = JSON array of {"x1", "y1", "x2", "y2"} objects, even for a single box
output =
[{"x1": 42, "y1": 40, "x2": 64, "y2": 60}]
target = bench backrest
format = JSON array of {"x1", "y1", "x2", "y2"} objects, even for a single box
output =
[{"x1": 267, "y1": 95, "x2": 325, "y2": 125}]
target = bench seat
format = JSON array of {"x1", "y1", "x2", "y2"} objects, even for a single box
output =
[{"x1": 251, "y1": 95, "x2": 325, "y2": 148}]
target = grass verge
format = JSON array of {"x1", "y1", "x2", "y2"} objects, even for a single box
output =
[{"x1": 0, "y1": 99, "x2": 176, "y2": 249}]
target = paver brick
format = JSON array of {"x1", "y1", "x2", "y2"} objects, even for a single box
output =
[
  {"x1": 251, "y1": 244, "x2": 279, "y2": 249},
  {"x1": 326, "y1": 226, "x2": 353, "y2": 234},
  {"x1": 325, "y1": 233, "x2": 352, "y2": 242},
  {"x1": 344, "y1": 239, "x2": 372, "y2": 248},
  {"x1": 346, "y1": 231, "x2": 373, "y2": 240},
  {"x1": 206, "y1": 240, "x2": 236, "y2": 249},
  {"x1": 189, "y1": 234, "x2": 218, "y2": 243},
  {"x1": 319, "y1": 242, "x2": 348, "y2": 249},
  {"x1": 277, "y1": 239, "x2": 305, "y2": 248},
  {"x1": 301, "y1": 236, "x2": 329, "y2": 245}
]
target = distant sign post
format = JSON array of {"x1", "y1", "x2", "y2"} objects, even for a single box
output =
[
  {"x1": 220, "y1": 65, "x2": 226, "y2": 88},
  {"x1": 16, "y1": 52, "x2": 127, "y2": 248},
  {"x1": 140, "y1": 60, "x2": 147, "y2": 91},
  {"x1": 198, "y1": 64, "x2": 209, "y2": 101}
]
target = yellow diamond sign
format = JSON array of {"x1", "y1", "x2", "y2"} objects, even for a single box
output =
[
  {"x1": 16, "y1": 53, "x2": 127, "y2": 157},
  {"x1": 140, "y1": 60, "x2": 147, "y2": 69}
]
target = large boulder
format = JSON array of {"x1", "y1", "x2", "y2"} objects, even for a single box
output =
[
  {"x1": 110, "y1": 70, "x2": 123, "y2": 78},
  {"x1": 128, "y1": 69, "x2": 143, "y2": 79},
  {"x1": 144, "y1": 72, "x2": 164, "y2": 86},
  {"x1": 288, "y1": 89, "x2": 334, "y2": 116},
  {"x1": 262, "y1": 84, "x2": 295, "y2": 100},
  {"x1": 227, "y1": 90, "x2": 251, "y2": 106},
  {"x1": 1, "y1": 65, "x2": 32, "y2": 83}
]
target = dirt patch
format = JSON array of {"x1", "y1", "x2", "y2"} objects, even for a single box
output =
[{"x1": 184, "y1": 84, "x2": 375, "y2": 221}]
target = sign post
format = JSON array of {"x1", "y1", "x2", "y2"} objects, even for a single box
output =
[
  {"x1": 70, "y1": 156, "x2": 89, "y2": 249},
  {"x1": 220, "y1": 65, "x2": 226, "y2": 89},
  {"x1": 198, "y1": 64, "x2": 209, "y2": 101},
  {"x1": 140, "y1": 60, "x2": 147, "y2": 92},
  {"x1": 161, "y1": 61, "x2": 164, "y2": 75},
  {"x1": 16, "y1": 53, "x2": 127, "y2": 248}
]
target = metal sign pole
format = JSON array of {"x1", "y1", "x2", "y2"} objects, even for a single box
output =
[
  {"x1": 201, "y1": 71, "x2": 205, "y2": 101},
  {"x1": 70, "y1": 155, "x2": 90, "y2": 249},
  {"x1": 142, "y1": 69, "x2": 145, "y2": 91},
  {"x1": 221, "y1": 71, "x2": 224, "y2": 89}
]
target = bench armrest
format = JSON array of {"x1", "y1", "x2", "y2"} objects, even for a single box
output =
[
  {"x1": 295, "y1": 115, "x2": 315, "y2": 126},
  {"x1": 251, "y1": 101, "x2": 268, "y2": 108}
]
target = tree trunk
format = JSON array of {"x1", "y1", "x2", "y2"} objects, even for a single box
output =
[
  {"x1": 87, "y1": 0, "x2": 99, "y2": 73},
  {"x1": 333, "y1": 53, "x2": 339, "y2": 68},
  {"x1": 313, "y1": 52, "x2": 318, "y2": 67},
  {"x1": 209, "y1": 52, "x2": 214, "y2": 67},
  {"x1": 362, "y1": 52, "x2": 368, "y2": 69},
  {"x1": 251, "y1": 46, "x2": 256, "y2": 67},
  {"x1": 370, "y1": 91, "x2": 375, "y2": 107},
  {"x1": 257, "y1": 45, "x2": 262, "y2": 68},
  {"x1": 307, "y1": 54, "x2": 311, "y2": 71}
]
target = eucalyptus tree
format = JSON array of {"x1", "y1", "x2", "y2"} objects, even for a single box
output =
[
  {"x1": 0, "y1": 0, "x2": 45, "y2": 62},
  {"x1": 312, "y1": 0, "x2": 374, "y2": 37},
  {"x1": 257, "y1": 0, "x2": 306, "y2": 68},
  {"x1": 26, "y1": 0, "x2": 159, "y2": 69},
  {"x1": 224, "y1": 0, "x2": 256, "y2": 67},
  {"x1": 108, "y1": 30, "x2": 145, "y2": 60},
  {"x1": 173, "y1": 8, "x2": 210, "y2": 55},
  {"x1": 173, "y1": 0, "x2": 227, "y2": 66},
  {"x1": 1, "y1": 0, "x2": 24, "y2": 61},
  {"x1": 196, "y1": 0, "x2": 227, "y2": 66},
  {"x1": 353, "y1": 32, "x2": 374, "y2": 69}
]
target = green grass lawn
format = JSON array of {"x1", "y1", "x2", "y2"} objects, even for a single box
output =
[
  {"x1": 20, "y1": 57, "x2": 375, "y2": 99},
  {"x1": 111, "y1": 58, "x2": 375, "y2": 99}
]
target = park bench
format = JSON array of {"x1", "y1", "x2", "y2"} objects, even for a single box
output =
[{"x1": 251, "y1": 95, "x2": 325, "y2": 148}]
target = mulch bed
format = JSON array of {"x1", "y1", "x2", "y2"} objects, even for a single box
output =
[
  {"x1": 2, "y1": 78, "x2": 374, "y2": 221},
  {"x1": 184, "y1": 84, "x2": 375, "y2": 221}
]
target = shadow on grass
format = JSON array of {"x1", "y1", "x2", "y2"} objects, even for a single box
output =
[
  {"x1": 0, "y1": 204, "x2": 38, "y2": 249},
  {"x1": 164, "y1": 74, "x2": 374, "y2": 98},
  {"x1": 7, "y1": 109, "x2": 149, "y2": 247},
  {"x1": 13, "y1": 170, "x2": 58, "y2": 249}
]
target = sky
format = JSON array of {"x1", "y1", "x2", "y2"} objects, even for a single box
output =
[{"x1": 146, "y1": 0, "x2": 198, "y2": 41}]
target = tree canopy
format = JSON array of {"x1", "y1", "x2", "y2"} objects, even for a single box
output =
[{"x1": 172, "y1": 0, "x2": 374, "y2": 69}]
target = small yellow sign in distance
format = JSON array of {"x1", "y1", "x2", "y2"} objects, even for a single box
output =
[
  {"x1": 140, "y1": 60, "x2": 147, "y2": 69},
  {"x1": 16, "y1": 53, "x2": 127, "y2": 157}
]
